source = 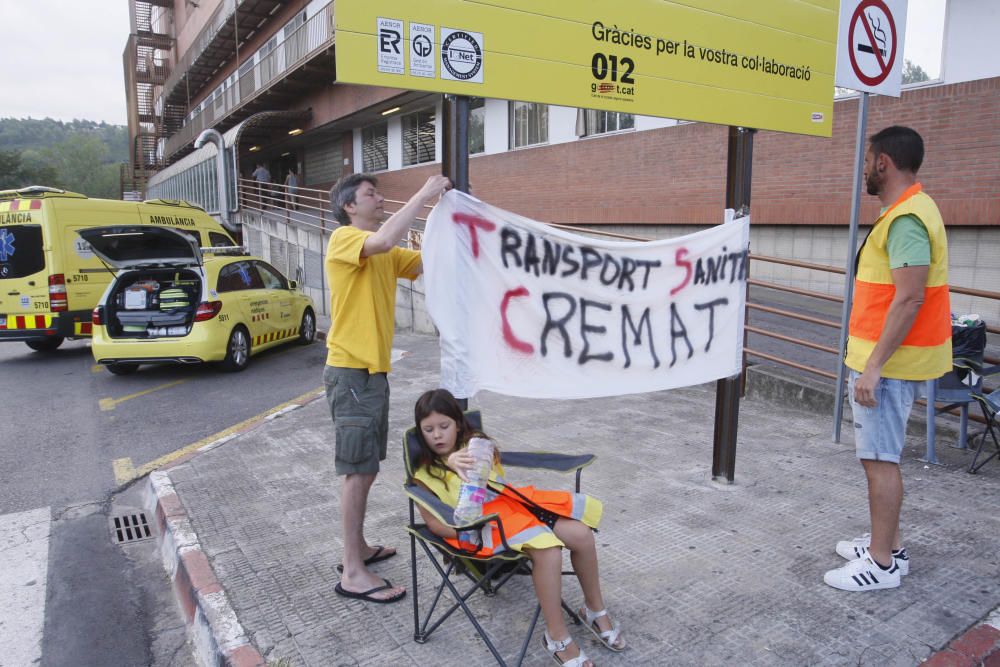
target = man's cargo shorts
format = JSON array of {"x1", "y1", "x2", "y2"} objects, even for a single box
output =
[{"x1": 324, "y1": 366, "x2": 389, "y2": 475}]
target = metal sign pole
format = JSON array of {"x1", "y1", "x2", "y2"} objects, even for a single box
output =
[
  {"x1": 832, "y1": 92, "x2": 869, "y2": 442},
  {"x1": 442, "y1": 95, "x2": 470, "y2": 193},
  {"x1": 441, "y1": 94, "x2": 471, "y2": 409},
  {"x1": 712, "y1": 126, "x2": 755, "y2": 483}
]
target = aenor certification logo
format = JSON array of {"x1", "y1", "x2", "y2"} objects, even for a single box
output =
[
  {"x1": 440, "y1": 28, "x2": 484, "y2": 83},
  {"x1": 376, "y1": 17, "x2": 404, "y2": 74},
  {"x1": 410, "y1": 23, "x2": 435, "y2": 78}
]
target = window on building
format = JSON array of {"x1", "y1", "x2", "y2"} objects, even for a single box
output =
[
  {"x1": 362, "y1": 123, "x2": 388, "y2": 172},
  {"x1": 258, "y1": 36, "x2": 279, "y2": 85},
  {"x1": 238, "y1": 58, "x2": 255, "y2": 98},
  {"x1": 580, "y1": 109, "x2": 635, "y2": 136},
  {"x1": 213, "y1": 82, "x2": 225, "y2": 112},
  {"x1": 469, "y1": 98, "x2": 485, "y2": 155},
  {"x1": 509, "y1": 101, "x2": 548, "y2": 148},
  {"x1": 283, "y1": 10, "x2": 307, "y2": 64},
  {"x1": 402, "y1": 108, "x2": 436, "y2": 167}
]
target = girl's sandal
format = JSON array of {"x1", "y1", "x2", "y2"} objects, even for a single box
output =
[
  {"x1": 578, "y1": 605, "x2": 626, "y2": 652},
  {"x1": 542, "y1": 631, "x2": 593, "y2": 667}
]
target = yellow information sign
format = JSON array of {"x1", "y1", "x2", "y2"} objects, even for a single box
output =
[{"x1": 335, "y1": 0, "x2": 837, "y2": 137}]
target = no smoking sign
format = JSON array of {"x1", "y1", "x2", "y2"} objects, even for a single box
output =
[{"x1": 835, "y1": 0, "x2": 908, "y2": 97}]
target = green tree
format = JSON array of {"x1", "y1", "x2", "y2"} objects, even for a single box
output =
[
  {"x1": 0, "y1": 148, "x2": 58, "y2": 190},
  {"x1": 41, "y1": 135, "x2": 119, "y2": 198},
  {"x1": 902, "y1": 59, "x2": 930, "y2": 84}
]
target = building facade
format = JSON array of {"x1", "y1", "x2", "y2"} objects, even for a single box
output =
[{"x1": 124, "y1": 0, "x2": 1000, "y2": 321}]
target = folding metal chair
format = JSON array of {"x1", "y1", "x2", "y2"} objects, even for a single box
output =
[
  {"x1": 402, "y1": 411, "x2": 596, "y2": 667},
  {"x1": 967, "y1": 378, "x2": 1000, "y2": 474},
  {"x1": 925, "y1": 321, "x2": 989, "y2": 462}
]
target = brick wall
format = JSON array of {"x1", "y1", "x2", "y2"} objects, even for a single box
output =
[{"x1": 372, "y1": 76, "x2": 1000, "y2": 229}]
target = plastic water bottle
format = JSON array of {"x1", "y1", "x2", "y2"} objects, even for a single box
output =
[{"x1": 452, "y1": 437, "x2": 495, "y2": 526}]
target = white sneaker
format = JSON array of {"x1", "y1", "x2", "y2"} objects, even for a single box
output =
[
  {"x1": 835, "y1": 534, "x2": 909, "y2": 575},
  {"x1": 824, "y1": 553, "x2": 901, "y2": 591}
]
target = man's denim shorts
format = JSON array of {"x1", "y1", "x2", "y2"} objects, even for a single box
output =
[{"x1": 848, "y1": 370, "x2": 923, "y2": 464}]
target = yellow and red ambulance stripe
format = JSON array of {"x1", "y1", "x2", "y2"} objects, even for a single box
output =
[
  {"x1": 74, "y1": 321, "x2": 93, "y2": 335},
  {"x1": 251, "y1": 312, "x2": 270, "y2": 322},
  {"x1": 253, "y1": 327, "x2": 298, "y2": 346},
  {"x1": 0, "y1": 314, "x2": 54, "y2": 330},
  {"x1": 0, "y1": 199, "x2": 43, "y2": 212}
]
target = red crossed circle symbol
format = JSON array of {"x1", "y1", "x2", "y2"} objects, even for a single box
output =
[{"x1": 847, "y1": 0, "x2": 897, "y2": 87}]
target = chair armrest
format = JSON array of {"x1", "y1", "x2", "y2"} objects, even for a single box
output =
[
  {"x1": 499, "y1": 451, "x2": 595, "y2": 473},
  {"x1": 954, "y1": 360, "x2": 1000, "y2": 377},
  {"x1": 403, "y1": 483, "x2": 500, "y2": 531},
  {"x1": 979, "y1": 364, "x2": 1000, "y2": 377}
]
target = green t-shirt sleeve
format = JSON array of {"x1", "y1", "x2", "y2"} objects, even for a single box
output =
[{"x1": 886, "y1": 214, "x2": 930, "y2": 269}]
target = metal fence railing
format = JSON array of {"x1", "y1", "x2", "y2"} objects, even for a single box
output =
[
  {"x1": 234, "y1": 177, "x2": 430, "y2": 319},
  {"x1": 162, "y1": 3, "x2": 334, "y2": 159}
]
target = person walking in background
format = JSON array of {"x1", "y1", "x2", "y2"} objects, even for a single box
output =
[
  {"x1": 325, "y1": 172, "x2": 451, "y2": 603},
  {"x1": 252, "y1": 162, "x2": 271, "y2": 208},
  {"x1": 284, "y1": 166, "x2": 299, "y2": 210},
  {"x1": 824, "y1": 126, "x2": 951, "y2": 592}
]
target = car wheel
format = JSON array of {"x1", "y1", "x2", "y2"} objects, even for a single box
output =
[
  {"x1": 298, "y1": 309, "x2": 316, "y2": 345},
  {"x1": 221, "y1": 326, "x2": 250, "y2": 372},
  {"x1": 106, "y1": 363, "x2": 139, "y2": 376},
  {"x1": 26, "y1": 337, "x2": 64, "y2": 352}
]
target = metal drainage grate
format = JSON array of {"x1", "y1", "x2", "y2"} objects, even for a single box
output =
[{"x1": 111, "y1": 511, "x2": 154, "y2": 544}]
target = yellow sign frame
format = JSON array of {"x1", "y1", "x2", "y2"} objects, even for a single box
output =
[{"x1": 335, "y1": 0, "x2": 838, "y2": 137}]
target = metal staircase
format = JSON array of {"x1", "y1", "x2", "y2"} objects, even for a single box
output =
[{"x1": 123, "y1": 0, "x2": 174, "y2": 198}]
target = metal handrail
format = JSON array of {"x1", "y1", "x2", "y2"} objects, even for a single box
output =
[
  {"x1": 160, "y1": 0, "x2": 237, "y2": 101},
  {"x1": 235, "y1": 177, "x2": 430, "y2": 236},
  {"x1": 163, "y1": 3, "x2": 334, "y2": 159}
]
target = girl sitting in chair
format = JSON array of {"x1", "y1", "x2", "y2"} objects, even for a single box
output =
[{"x1": 413, "y1": 389, "x2": 625, "y2": 667}]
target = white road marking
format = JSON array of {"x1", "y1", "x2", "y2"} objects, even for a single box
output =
[{"x1": 0, "y1": 506, "x2": 51, "y2": 667}]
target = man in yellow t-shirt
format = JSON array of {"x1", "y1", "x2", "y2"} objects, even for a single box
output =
[{"x1": 325, "y1": 172, "x2": 451, "y2": 604}]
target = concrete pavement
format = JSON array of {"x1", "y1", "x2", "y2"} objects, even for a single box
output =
[{"x1": 148, "y1": 331, "x2": 1000, "y2": 666}]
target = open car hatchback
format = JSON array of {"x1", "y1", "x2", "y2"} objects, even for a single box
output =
[{"x1": 81, "y1": 225, "x2": 316, "y2": 375}]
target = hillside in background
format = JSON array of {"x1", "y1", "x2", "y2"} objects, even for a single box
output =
[{"x1": 0, "y1": 117, "x2": 129, "y2": 199}]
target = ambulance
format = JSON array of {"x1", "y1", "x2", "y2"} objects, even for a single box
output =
[{"x1": 0, "y1": 186, "x2": 236, "y2": 352}]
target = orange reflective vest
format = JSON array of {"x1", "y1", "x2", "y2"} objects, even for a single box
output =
[{"x1": 846, "y1": 183, "x2": 951, "y2": 380}]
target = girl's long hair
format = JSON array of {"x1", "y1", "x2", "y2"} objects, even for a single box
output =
[{"x1": 413, "y1": 388, "x2": 493, "y2": 489}]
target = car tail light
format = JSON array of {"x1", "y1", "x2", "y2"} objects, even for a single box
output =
[
  {"x1": 194, "y1": 301, "x2": 223, "y2": 322},
  {"x1": 49, "y1": 274, "x2": 68, "y2": 312},
  {"x1": 92, "y1": 306, "x2": 104, "y2": 326}
]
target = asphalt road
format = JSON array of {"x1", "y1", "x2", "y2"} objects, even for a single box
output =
[
  {"x1": 0, "y1": 335, "x2": 329, "y2": 666},
  {"x1": 1, "y1": 336, "x2": 328, "y2": 513}
]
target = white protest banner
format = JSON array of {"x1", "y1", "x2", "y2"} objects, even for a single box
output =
[{"x1": 423, "y1": 191, "x2": 750, "y2": 399}]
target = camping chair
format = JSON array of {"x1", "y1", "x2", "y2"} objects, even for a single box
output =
[
  {"x1": 968, "y1": 387, "x2": 1000, "y2": 473},
  {"x1": 951, "y1": 340, "x2": 1000, "y2": 473},
  {"x1": 948, "y1": 321, "x2": 1000, "y2": 473},
  {"x1": 403, "y1": 410, "x2": 596, "y2": 667},
  {"x1": 926, "y1": 320, "x2": 989, "y2": 462}
]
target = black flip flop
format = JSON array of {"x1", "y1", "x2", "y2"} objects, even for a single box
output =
[
  {"x1": 334, "y1": 578, "x2": 406, "y2": 604},
  {"x1": 336, "y1": 545, "x2": 397, "y2": 573}
]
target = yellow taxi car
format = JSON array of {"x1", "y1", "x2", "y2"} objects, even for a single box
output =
[{"x1": 81, "y1": 225, "x2": 316, "y2": 375}]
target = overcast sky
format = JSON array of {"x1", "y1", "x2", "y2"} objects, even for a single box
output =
[{"x1": 0, "y1": 0, "x2": 947, "y2": 126}]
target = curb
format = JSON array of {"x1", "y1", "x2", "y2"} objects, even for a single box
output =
[
  {"x1": 146, "y1": 471, "x2": 266, "y2": 667},
  {"x1": 920, "y1": 610, "x2": 1000, "y2": 666}
]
